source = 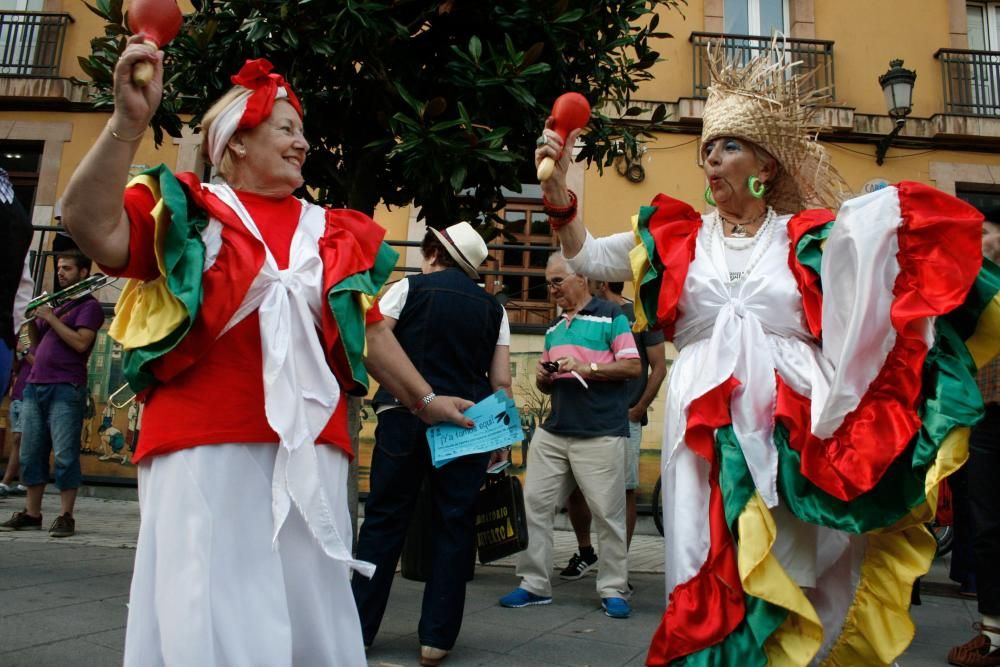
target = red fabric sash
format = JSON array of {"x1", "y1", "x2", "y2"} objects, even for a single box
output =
[
  {"x1": 647, "y1": 377, "x2": 746, "y2": 666},
  {"x1": 785, "y1": 209, "x2": 835, "y2": 340},
  {"x1": 644, "y1": 194, "x2": 702, "y2": 338},
  {"x1": 777, "y1": 181, "x2": 983, "y2": 500}
]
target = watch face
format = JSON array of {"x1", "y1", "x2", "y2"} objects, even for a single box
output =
[{"x1": 590, "y1": 362, "x2": 598, "y2": 372}]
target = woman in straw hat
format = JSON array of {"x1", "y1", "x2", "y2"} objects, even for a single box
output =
[
  {"x1": 59, "y1": 35, "x2": 475, "y2": 666},
  {"x1": 353, "y1": 221, "x2": 511, "y2": 666},
  {"x1": 535, "y1": 42, "x2": 1000, "y2": 666}
]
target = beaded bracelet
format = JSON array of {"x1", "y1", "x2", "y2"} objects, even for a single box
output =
[
  {"x1": 548, "y1": 212, "x2": 576, "y2": 230},
  {"x1": 106, "y1": 120, "x2": 146, "y2": 143},
  {"x1": 543, "y1": 190, "x2": 578, "y2": 218}
]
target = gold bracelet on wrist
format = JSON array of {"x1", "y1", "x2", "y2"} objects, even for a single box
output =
[{"x1": 106, "y1": 120, "x2": 146, "y2": 143}]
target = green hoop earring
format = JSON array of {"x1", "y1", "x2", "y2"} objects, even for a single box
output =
[
  {"x1": 704, "y1": 185, "x2": 716, "y2": 207},
  {"x1": 748, "y1": 175, "x2": 766, "y2": 199}
]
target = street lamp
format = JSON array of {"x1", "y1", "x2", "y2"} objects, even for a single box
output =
[{"x1": 875, "y1": 59, "x2": 917, "y2": 165}]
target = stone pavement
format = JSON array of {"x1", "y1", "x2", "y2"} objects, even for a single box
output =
[{"x1": 0, "y1": 493, "x2": 981, "y2": 666}]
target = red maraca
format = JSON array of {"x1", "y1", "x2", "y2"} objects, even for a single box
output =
[
  {"x1": 537, "y1": 92, "x2": 591, "y2": 181},
  {"x1": 126, "y1": 0, "x2": 182, "y2": 87}
]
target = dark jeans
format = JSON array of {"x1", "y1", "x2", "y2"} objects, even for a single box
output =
[
  {"x1": 970, "y1": 403, "x2": 1000, "y2": 614},
  {"x1": 20, "y1": 383, "x2": 86, "y2": 489},
  {"x1": 352, "y1": 409, "x2": 489, "y2": 650}
]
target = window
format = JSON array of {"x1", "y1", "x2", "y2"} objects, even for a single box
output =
[
  {"x1": 0, "y1": 1, "x2": 69, "y2": 77},
  {"x1": 487, "y1": 198, "x2": 558, "y2": 329},
  {"x1": 957, "y1": 184, "x2": 1000, "y2": 221},
  {"x1": 0, "y1": 140, "x2": 41, "y2": 213},
  {"x1": 962, "y1": 3, "x2": 1000, "y2": 114},
  {"x1": 969, "y1": 2, "x2": 1000, "y2": 50},
  {"x1": 725, "y1": 0, "x2": 788, "y2": 36}
]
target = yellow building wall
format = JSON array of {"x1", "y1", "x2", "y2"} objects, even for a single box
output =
[{"x1": 813, "y1": 0, "x2": 949, "y2": 118}]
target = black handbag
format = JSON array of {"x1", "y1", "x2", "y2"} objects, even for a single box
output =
[
  {"x1": 475, "y1": 472, "x2": 529, "y2": 564},
  {"x1": 400, "y1": 479, "x2": 475, "y2": 582}
]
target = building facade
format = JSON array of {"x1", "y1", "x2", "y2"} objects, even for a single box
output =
[{"x1": 2, "y1": 0, "x2": 998, "y2": 497}]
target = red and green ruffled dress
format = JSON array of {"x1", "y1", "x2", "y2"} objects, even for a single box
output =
[{"x1": 565, "y1": 181, "x2": 1000, "y2": 666}]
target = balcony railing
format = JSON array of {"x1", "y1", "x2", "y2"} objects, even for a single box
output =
[
  {"x1": 690, "y1": 32, "x2": 836, "y2": 100},
  {"x1": 0, "y1": 11, "x2": 74, "y2": 78},
  {"x1": 935, "y1": 48, "x2": 1000, "y2": 117}
]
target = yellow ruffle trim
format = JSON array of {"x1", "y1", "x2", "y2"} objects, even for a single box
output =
[
  {"x1": 107, "y1": 175, "x2": 188, "y2": 349},
  {"x1": 737, "y1": 493, "x2": 824, "y2": 666},
  {"x1": 822, "y1": 426, "x2": 970, "y2": 666},
  {"x1": 966, "y1": 294, "x2": 1000, "y2": 369},
  {"x1": 628, "y1": 213, "x2": 651, "y2": 333}
]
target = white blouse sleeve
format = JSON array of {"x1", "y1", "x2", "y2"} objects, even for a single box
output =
[
  {"x1": 377, "y1": 278, "x2": 409, "y2": 320},
  {"x1": 564, "y1": 230, "x2": 636, "y2": 282},
  {"x1": 497, "y1": 306, "x2": 511, "y2": 346}
]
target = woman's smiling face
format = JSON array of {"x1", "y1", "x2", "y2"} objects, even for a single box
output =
[{"x1": 230, "y1": 100, "x2": 309, "y2": 196}]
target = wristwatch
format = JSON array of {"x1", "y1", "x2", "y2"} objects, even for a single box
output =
[{"x1": 590, "y1": 362, "x2": 599, "y2": 376}]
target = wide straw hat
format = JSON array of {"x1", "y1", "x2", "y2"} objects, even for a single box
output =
[
  {"x1": 430, "y1": 222, "x2": 489, "y2": 279},
  {"x1": 701, "y1": 37, "x2": 851, "y2": 214}
]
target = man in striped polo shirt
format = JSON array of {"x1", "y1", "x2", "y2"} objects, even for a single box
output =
[{"x1": 500, "y1": 252, "x2": 640, "y2": 618}]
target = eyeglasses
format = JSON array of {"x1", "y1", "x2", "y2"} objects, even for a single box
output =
[{"x1": 545, "y1": 273, "x2": 576, "y2": 289}]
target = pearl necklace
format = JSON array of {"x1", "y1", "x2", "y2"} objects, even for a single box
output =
[{"x1": 711, "y1": 206, "x2": 777, "y2": 283}]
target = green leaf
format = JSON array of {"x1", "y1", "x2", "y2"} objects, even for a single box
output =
[
  {"x1": 468, "y1": 35, "x2": 482, "y2": 63},
  {"x1": 450, "y1": 166, "x2": 466, "y2": 191},
  {"x1": 552, "y1": 8, "x2": 585, "y2": 23},
  {"x1": 394, "y1": 82, "x2": 424, "y2": 116},
  {"x1": 81, "y1": 1, "x2": 110, "y2": 21}
]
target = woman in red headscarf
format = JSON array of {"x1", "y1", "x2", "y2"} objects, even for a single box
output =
[{"x1": 60, "y1": 35, "x2": 475, "y2": 666}]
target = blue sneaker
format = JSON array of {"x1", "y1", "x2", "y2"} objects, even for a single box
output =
[
  {"x1": 499, "y1": 588, "x2": 552, "y2": 608},
  {"x1": 601, "y1": 597, "x2": 631, "y2": 619}
]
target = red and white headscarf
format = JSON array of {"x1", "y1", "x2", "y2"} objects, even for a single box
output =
[{"x1": 206, "y1": 58, "x2": 303, "y2": 167}]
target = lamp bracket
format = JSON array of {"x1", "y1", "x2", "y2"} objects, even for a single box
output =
[{"x1": 875, "y1": 121, "x2": 905, "y2": 166}]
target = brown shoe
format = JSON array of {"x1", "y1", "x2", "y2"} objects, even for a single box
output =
[
  {"x1": 49, "y1": 513, "x2": 75, "y2": 538},
  {"x1": 0, "y1": 510, "x2": 42, "y2": 531},
  {"x1": 419, "y1": 645, "x2": 449, "y2": 666},
  {"x1": 949, "y1": 625, "x2": 1000, "y2": 666}
]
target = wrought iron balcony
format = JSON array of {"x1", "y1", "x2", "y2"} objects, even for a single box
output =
[
  {"x1": 0, "y1": 11, "x2": 74, "y2": 78},
  {"x1": 935, "y1": 48, "x2": 1000, "y2": 117},
  {"x1": 690, "y1": 32, "x2": 836, "y2": 100}
]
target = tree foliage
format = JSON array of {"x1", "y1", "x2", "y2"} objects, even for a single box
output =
[{"x1": 80, "y1": 0, "x2": 684, "y2": 230}]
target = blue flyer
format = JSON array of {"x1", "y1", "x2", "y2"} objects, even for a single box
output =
[{"x1": 426, "y1": 390, "x2": 522, "y2": 467}]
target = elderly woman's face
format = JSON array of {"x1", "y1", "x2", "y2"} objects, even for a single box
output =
[
  {"x1": 238, "y1": 100, "x2": 309, "y2": 193},
  {"x1": 701, "y1": 137, "x2": 768, "y2": 210}
]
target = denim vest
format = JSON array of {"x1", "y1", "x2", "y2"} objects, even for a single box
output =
[{"x1": 374, "y1": 268, "x2": 503, "y2": 408}]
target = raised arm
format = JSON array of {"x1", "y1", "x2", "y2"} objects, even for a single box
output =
[
  {"x1": 535, "y1": 120, "x2": 586, "y2": 257},
  {"x1": 61, "y1": 35, "x2": 164, "y2": 269},
  {"x1": 535, "y1": 121, "x2": 633, "y2": 282}
]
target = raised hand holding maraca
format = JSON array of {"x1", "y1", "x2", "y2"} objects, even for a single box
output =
[
  {"x1": 534, "y1": 93, "x2": 591, "y2": 257},
  {"x1": 108, "y1": 33, "x2": 164, "y2": 142},
  {"x1": 535, "y1": 92, "x2": 590, "y2": 179}
]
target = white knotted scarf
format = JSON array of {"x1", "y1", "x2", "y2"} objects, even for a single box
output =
[{"x1": 205, "y1": 182, "x2": 375, "y2": 577}]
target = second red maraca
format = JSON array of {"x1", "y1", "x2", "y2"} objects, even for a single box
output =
[{"x1": 537, "y1": 92, "x2": 591, "y2": 181}]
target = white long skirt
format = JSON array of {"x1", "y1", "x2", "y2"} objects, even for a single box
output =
[{"x1": 123, "y1": 443, "x2": 367, "y2": 667}]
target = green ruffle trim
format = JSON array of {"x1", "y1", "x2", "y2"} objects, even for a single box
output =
[
  {"x1": 793, "y1": 221, "x2": 832, "y2": 285},
  {"x1": 326, "y1": 240, "x2": 398, "y2": 391},
  {"x1": 777, "y1": 317, "x2": 982, "y2": 532},
  {"x1": 635, "y1": 204, "x2": 663, "y2": 331},
  {"x1": 669, "y1": 596, "x2": 786, "y2": 667},
  {"x1": 121, "y1": 166, "x2": 207, "y2": 393},
  {"x1": 671, "y1": 426, "x2": 789, "y2": 667}
]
